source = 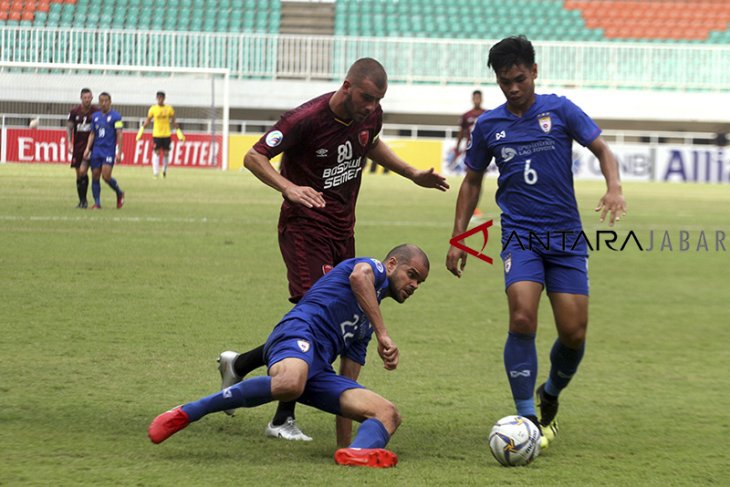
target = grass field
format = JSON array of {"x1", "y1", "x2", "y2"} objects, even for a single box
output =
[{"x1": 1, "y1": 163, "x2": 728, "y2": 486}]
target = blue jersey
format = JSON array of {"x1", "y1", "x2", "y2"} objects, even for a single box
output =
[
  {"x1": 90, "y1": 110, "x2": 123, "y2": 159},
  {"x1": 278, "y1": 257, "x2": 388, "y2": 365},
  {"x1": 466, "y1": 94, "x2": 600, "y2": 251}
]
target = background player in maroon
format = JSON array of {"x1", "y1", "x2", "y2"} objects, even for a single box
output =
[
  {"x1": 454, "y1": 90, "x2": 486, "y2": 157},
  {"x1": 66, "y1": 88, "x2": 99, "y2": 208},
  {"x1": 217, "y1": 58, "x2": 449, "y2": 443},
  {"x1": 454, "y1": 90, "x2": 487, "y2": 219}
]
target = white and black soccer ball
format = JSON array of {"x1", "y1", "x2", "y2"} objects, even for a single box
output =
[
  {"x1": 29, "y1": 118, "x2": 39, "y2": 129},
  {"x1": 489, "y1": 415, "x2": 541, "y2": 466}
]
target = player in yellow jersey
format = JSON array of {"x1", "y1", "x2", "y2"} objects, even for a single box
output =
[{"x1": 137, "y1": 91, "x2": 184, "y2": 178}]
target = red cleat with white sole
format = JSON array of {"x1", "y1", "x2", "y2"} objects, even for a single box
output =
[
  {"x1": 148, "y1": 407, "x2": 190, "y2": 444},
  {"x1": 334, "y1": 448, "x2": 398, "y2": 468}
]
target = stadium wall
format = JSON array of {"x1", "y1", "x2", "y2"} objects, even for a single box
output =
[{"x1": 3, "y1": 71, "x2": 730, "y2": 130}]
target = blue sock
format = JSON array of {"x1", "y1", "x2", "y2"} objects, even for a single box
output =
[
  {"x1": 504, "y1": 332, "x2": 538, "y2": 418},
  {"x1": 181, "y1": 376, "x2": 272, "y2": 422},
  {"x1": 106, "y1": 177, "x2": 121, "y2": 195},
  {"x1": 92, "y1": 180, "x2": 101, "y2": 205},
  {"x1": 545, "y1": 339, "x2": 585, "y2": 397},
  {"x1": 349, "y1": 418, "x2": 390, "y2": 449}
]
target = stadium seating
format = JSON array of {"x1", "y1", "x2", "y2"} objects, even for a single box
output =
[
  {"x1": 0, "y1": 0, "x2": 282, "y2": 33},
  {"x1": 2, "y1": 1, "x2": 730, "y2": 42},
  {"x1": 333, "y1": 0, "x2": 730, "y2": 43}
]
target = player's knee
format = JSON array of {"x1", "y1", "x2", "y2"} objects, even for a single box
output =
[
  {"x1": 561, "y1": 325, "x2": 587, "y2": 348},
  {"x1": 271, "y1": 375, "x2": 305, "y2": 401},
  {"x1": 376, "y1": 400, "x2": 401, "y2": 433},
  {"x1": 509, "y1": 311, "x2": 537, "y2": 334}
]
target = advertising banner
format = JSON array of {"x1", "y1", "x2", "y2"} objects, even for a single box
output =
[{"x1": 3, "y1": 128, "x2": 221, "y2": 167}]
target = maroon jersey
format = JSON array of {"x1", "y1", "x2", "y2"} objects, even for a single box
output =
[
  {"x1": 253, "y1": 92, "x2": 383, "y2": 239},
  {"x1": 460, "y1": 107, "x2": 486, "y2": 143},
  {"x1": 67, "y1": 104, "x2": 100, "y2": 153}
]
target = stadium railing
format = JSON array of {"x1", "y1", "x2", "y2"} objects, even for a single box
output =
[{"x1": 2, "y1": 26, "x2": 730, "y2": 91}]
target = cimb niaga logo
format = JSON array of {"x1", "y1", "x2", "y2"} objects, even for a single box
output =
[{"x1": 449, "y1": 220, "x2": 495, "y2": 265}]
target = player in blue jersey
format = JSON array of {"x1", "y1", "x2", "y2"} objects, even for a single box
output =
[
  {"x1": 446, "y1": 36, "x2": 626, "y2": 448},
  {"x1": 148, "y1": 244, "x2": 429, "y2": 468},
  {"x1": 83, "y1": 92, "x2": 125, "y2": 209}
]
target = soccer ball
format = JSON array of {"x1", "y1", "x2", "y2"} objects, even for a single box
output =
[
  {"x1": 489, "y1": 415, "x2": 541, "y2": 466},
  {"x1": 29, "y1": 118, "x2": 39, "y2": 129}
]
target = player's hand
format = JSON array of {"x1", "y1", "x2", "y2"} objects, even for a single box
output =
[
  {"x1": 67, "y1": 142, "x2": 73, "y2": 154},
  {"x1": 412, "y1": 168, "x2": 450, "y2": 191},
  {"x1": 176, "y1": 128, "x2": 185, "y2": 142},
  {"x1": 595, "y1": 189, "x2": 627, "y2": 226},
  {"x1": 83, "y1": 150, "x2": 90, "y2": 161},
  {"x1": 282, "y1": 185, "x2": 326, "y2": 209},
  {"x1": 136, "y1": 125, "x2": 144, "y2": 142},
  {"x1": 446, "y1": 244, "x2": 467, "y2": 278},
  {"x1": 377, "y1": 335, "x2": 399, "y2": 370}
]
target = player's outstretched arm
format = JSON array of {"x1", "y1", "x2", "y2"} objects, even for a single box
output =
[
  {"x1": 349, "y1": 262, "x2": 398, "y2": 370},
  {"x1": 137, "y1": 115, "x2": 153, "y2": 141},
  {"x1": 589, "y1": 137, "x2": 626, "y2": 226},
  {"x1": 446, "y1": 169, "x2": 484, "y2": 278},
  {"x1": 243, "y1": 148, "x2": 325, "y2": 208},
  {"x1": 336, "y1": 357, "x2": 362, "y2": 447},
  {"x1": 367, "y1": 139, "x2": 449, "y2": 191}
]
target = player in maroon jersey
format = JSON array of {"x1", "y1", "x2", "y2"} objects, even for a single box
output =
[
  {"x1": 453, "y1": 90, "x2": 487, "y2": 219},
  {"x1": 66, "y1": 88, "x2": 99, "y2": 208},
  {"x1": 216, "y1": 58, "x2": 449, "y2": 443},
  {"x1": 454, "y1": 90, "x2": 486, "y2": 157}
]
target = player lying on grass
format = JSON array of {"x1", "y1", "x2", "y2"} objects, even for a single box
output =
[{"x1": 148, "y1": 244, "x2": 430, "y2": 468}]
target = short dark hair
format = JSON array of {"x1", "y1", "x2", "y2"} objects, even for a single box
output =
[
  {"x1": 488, "y1": 35, "x2": 535, "y2": 74},
  {"x1": 80, "y1": 88, "x2": 92, "y2": 95},
  {"x1": 99, "y1": 92, "x2": 111, "y2": 100},
  {"x1": 472, "y1": 90, "x2": 482, "y2": 96},
  {"x1": 385, "y1": 244, "x2": 430, "y2": 270},
  {"x1": 347, "y1": 58, "x2": 388, "y2": 90},
  {"x1": 156, "y1": 91, "x2": 166, "y2": 97}
]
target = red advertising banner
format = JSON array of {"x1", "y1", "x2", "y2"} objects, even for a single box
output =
[{"x1": 3, "y1": 128, "x2": 221, "y2": 167}]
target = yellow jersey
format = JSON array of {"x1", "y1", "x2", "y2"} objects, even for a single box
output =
[{"x1": 147, "y1": 104, "x2": 175, "y2": 138}]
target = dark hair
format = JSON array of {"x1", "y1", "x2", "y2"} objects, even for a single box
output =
[
  {"x1": 156, "y1": 91, "x2": 166, "y2": 97},
  {"x1": 99, "y1": 92, "x2": 111, "y2": 100},
  {"x1": 386, "y1": 244, "x2": 430, "y2": 270},
  {"x1": 347, "y1": 58, "x2": 388, "y2": 90},
  {"x1": 472, "y1": 90, "x2": 482, "y2": 96},
  {"x1": 488, "y1": 35, "x2": 535, "y2": 74},
  {"x1": 80, "y1": 88, "x2": 92, "y2": 95}
]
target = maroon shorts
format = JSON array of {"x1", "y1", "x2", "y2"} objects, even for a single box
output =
[
  {"x1": 278, "y1": 224, "x2": 355, "y2": 303},
  {"x1": 70, "y1": 146, "x2": 87, "y2": 168}
]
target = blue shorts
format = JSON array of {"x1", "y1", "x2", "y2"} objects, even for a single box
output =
[
  {"x1": 500, "y1": 244, "x2": 589, "y2": 296},
  {"x1": 264, "y1": 318, "x2": 364, "y2": 416},
  {"x1": 90, "y1": 154, "x2": 115, "y2": 169}
]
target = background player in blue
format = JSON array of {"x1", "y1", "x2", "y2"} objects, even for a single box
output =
[
  {"x1": 83, "y1": 92, "x2": 125, "y2": 209},
  {"x1": 148, "y1": 244, "x2": 429, "y2": 468},
  {"x1": 446, "y1": 36, "x2": 626, "y2": 448}
]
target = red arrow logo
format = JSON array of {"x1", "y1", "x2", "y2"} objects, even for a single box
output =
[{"x1": 449, "y1": 219, "x2": 494, "y2": 265}]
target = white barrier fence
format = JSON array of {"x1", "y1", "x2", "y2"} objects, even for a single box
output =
[{"x1": 2, "y1": 26, "x2": 730, "y2": 90}]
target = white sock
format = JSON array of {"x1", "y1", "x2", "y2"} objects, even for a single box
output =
[
  {"x1": 163, "y1": 154, "x2": 169, "y2": 173},
  {"x1": 152, "y1": 153, "x2": 159, "y2": 176}
]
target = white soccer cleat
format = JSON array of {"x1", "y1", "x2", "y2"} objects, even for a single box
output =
[
  {"x1": 265, "y1": 417, "x2": 313, "y2": 441},
  {"x1": 217, "y1": 351, "x2": 241, "y2": 416}
]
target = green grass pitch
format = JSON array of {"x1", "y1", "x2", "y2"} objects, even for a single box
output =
[{"x1": 1, "y1": 163, "x2": 728, "y2": 486}]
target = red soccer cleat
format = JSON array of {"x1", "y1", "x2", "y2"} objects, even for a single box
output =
[
  {"x1": 148, "y1": 407, "x2": 190, "y2": 444},
  {"x1": 116, "y1": 191, "x2": 125, "y2": 209},
  {"x1": 334, "y1": 448, "x2": 398, "y2": 468}
]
